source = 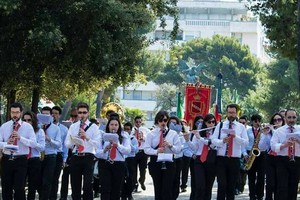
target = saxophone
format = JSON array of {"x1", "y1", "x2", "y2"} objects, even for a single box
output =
[{"x1": 244, "y1": 128, "x2": 262, "y2": 171}]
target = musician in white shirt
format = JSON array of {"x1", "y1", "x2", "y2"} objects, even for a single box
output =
[
  {"x1": 0, "y1": 102, "x2": 36, "y2": 200},
  {"x1": 270, "y1": 109, "x2": 300, "y2": 200},
  {"x1": 144, "y1": 110, "x2": 181, "y2": 200},
  {"x1": 65, "y1": 102, "x2": 101, "y2": 200},
  {"x1": 96, "y1": 116, "x2": 131, "y2": 200},
  {"x1": 212, "y1": 104, "x2": 248, "y2": 200}
]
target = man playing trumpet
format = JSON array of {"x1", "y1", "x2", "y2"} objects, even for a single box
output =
[{"x1": 271, "y1": 109, "x2": 300, "y2": 200}]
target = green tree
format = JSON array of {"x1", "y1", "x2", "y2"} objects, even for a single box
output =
[
  {"x1": 0, "y1": 0, "x2": 179, "y2": 113},
  {"x1": 161, "y1": 35, "x2": 260, "y2": 97},
  {"x1": 124, "y1": 108, "x2": 145, "y2": 124}
]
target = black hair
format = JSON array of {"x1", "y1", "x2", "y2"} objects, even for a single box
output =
[
  {"x1": 77, "y1": 102, "x2": 89, "y2": 111},
  {"x1": 200, "y1": 114, "x2": 216, "y2": 137},
  {"x1": 167, "y1": 116, "x2": 180, "y2": 128},
  {"x1": 52, "y1": 106, "x2": 62, "y2": 114},
  {"x1": 105, "y1": 117, "x2": 123, "y2": 143},
  {"x1": 41, "y1": 106, "x2": 52, "y2": 112},
  {"x1": 22, "y1": 111, "x2": 39, "y2": 132},
  {"x1": 124, "y1": 122, "x2": 133, "y2": 130},
  {"x1": 154, "y1": 111, "x2": 169, "y2": 125},
  {"x1": 226, "y1": 104, "x2": 239, "y2": 112},
  {"x1": 270, "y1": 112, "x2": 285, "y2": 126},
  {"x1": 10, "y1": 102, "x2": 23, "y2": 112},
  {"x1": 192, "y1": 115, "x2": 204, "y2": 130},
  {"x1": 239, "y1": 115, "x2": 248, "y2": 121},
  {"x1": 251, "y1": 114, "x2": 262, "y2": 122}
]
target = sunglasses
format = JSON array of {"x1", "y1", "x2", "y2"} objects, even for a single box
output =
[
  {"x1": 70, "y1": 114, "x2": 78, "y2": 117},
  {"x1": 78, "y1": 111, "x2": 88, "y2": 115},
  {"x1": 24, "y1": 119, "x2": 32, "y2": 122},
  {"x1": 158, "y1": 118, "x2": 168, "y2": 123},
  {"x1": 239, "y1": 121, "x2": 246, "y2": 124},
  {"x1": 273, "y1": 118, "x2": 282, "y2": 122},
  {"x1": 207, "y1": 120, "x2": 215, "y2": 124},
  {"x1": 287, "y1": 116, "x2": 297, "y2": 119}
]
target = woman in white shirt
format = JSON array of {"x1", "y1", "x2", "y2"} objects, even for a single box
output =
[
  {"x1": 144, "y1": 111, "x2": 181, "y2": 200},
  {"x1": 185, "y1": 113, "x2": 217, "y2": 200},
  {"x1": 96, "y1": 117, "x2": 131, "y2": 200}
]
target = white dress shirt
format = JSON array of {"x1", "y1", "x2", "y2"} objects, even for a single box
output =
[
  {"x1": 131, "y1": 126, "x2": 151, "y2": 150},
  {"x1": 144, "y1": 127, "x2": 181, "y2": 156},
  {"x1": 212, "y1": 120, "x2": 249, "y2": 158},
  {"x1": 271, "y1": 124, "x2": 300, "y2": 156},
  {"x1": 30, "y1": 128, "x2": 46, "y2": 158},
  {"x1": 0, "y1": 120, "x2": 36, "y2": 156},
  {"x1": 65, "y1": 119, "x2": 101, "y2": 155},
  {"x1": 188, "y1": 129, "x2": 215, "y2": 156},
  {"x1": 96, "y1": 131, "x2": 131, "y2": 161}
]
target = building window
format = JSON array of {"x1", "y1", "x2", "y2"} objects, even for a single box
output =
[{"x1": 123, "y1": 90, "x2": 156, "y2": 100}]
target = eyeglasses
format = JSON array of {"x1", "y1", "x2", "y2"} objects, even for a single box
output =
[
  {"x1": 239, "y1": 121, "x2": 246, "y2": 124},
  {"x1": 287, "y1": 116, "x2": 297, "y2": 119},
  {"x1": 273, "y1": 118, "x2": 282, "y2": 122},
  {"x1": 78, "y1": 111, "x2": 88, "y2": 115},
  {"x1": 158, "y1": 118, "x2": 168, "y2": 123},
  {"x1": 207, "y1": 120, "x2": 215, "y2": 124},
  {"x1": 70, "y1": 114, "x2": 78, "y2": 118},
  {"x1": 23, "y1": 119, "x2": 32, "y2": 122}
]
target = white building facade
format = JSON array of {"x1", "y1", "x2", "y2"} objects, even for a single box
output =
[{"x1": 148, "y1": 0, "x2": 269, "y2": 62}]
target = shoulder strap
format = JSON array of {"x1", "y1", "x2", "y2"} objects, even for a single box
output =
[
  {"x1": 218, "y1": 122, "x2": 223, "y2": 139},
  {"x1": 154, "y1": 129, "x2": 170, "y2": 150},
  {"x1": 84, "y1": 122, "x2": 93, "y2": 132}
]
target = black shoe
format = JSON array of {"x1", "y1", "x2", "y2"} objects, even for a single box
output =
[
  {"x1": 94, "y1": 192, "x2": 100, "y2": 198},
  {"x1": 139, "y1": 180, "x2": 146, "y2": 191},
  {"x1": 181, "y1": 187, "x2": 187, "y2": 193}
]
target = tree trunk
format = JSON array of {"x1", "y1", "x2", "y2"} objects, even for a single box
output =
[
  {"x1": 61, "y1": 100, "x2": 73, "y2": 120},
  {"x1": 31, "y1": 87, "x2": 40, "y2": 114},
  {"x1": 95, "y1": 89, "x2": 105, "y2": 118},
  {"x1": 6, "y1": 90, "x2": 16, "y2": 121},
  {"x1": 298, "y1": 0, "x2": 300, "y2": 92}
]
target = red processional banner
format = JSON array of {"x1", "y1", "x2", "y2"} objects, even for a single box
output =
[{"x1": 184, "y1": 82, "x2": 212, "y2": 127}]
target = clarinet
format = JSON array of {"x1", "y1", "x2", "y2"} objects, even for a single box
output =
[
  {"x1": 74, "y1": 119, "x2": 83, "y2": 156},
  {"x1": 161, "y1": 129, "x2": 167, "y2": 170},
  {"x1": 9, "y1": 120, "x2": 17, "y2": 160}
]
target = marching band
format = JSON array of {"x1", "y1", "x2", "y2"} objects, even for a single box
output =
[{"x1": 0, "y1": 102, "x2": 300, "y2": 200}]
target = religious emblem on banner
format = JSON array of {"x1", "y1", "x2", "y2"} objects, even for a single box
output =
[{"x1": 184, "y1": 82, "x2": 212, "y2": 127}]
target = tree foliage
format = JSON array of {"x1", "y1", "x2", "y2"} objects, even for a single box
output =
[
  {"x1": 248, "y1": 0, "x2": 297, "y2": 59},
  {"x1": 161, "y1": 35, "x2": 260, "y2": 97},
  {"x1": 0, "y1": 0, "x2": 179, "y2": 112},
  {"x1": 154, "y1": 83, "x2": 177, "y2": 112}
]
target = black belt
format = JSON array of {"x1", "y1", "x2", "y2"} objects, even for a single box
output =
[
  {"x1": 3, "y1": 154, "x2": 27, "y2": 159},
  {"x1": 73, "y1": 153, "x2": 94, "y2": 157},
  {"x1": 29, "y1": 157, "x2": 41, "y2": 160},
  {"x1": 44, "y1": 154, "x2": 56, "y2": 158}
]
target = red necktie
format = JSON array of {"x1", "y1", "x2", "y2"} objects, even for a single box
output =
[
  {"x1": 227, "y1": 122, "x2": 233, "y2": 157},
  {"x1": 159, "y1": 129, "x2": 164, "y2": 148},
  {"x1": 27, "y1": 147, "x2": 32, "y2": 159},
  {"x1": 110, "y1": 143, "x2": 117, "y2": 160},
  {"x1": 200, "y1": 132, "x2": 209, "y2": 162},
  {"x1": 288, "y1": 126, "x2": 295, "y2": 158},
  {"x1": 12, "y1": 122, "x2": 20, "y2": 145},
  {"x1": 78, "y1": 122, "x2": 85, "y2": 152},
  {"x1": 136, "y1": 129, "x2": 141, "y2": 147}
]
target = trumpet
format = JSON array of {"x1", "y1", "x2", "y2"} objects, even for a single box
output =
[{"x1": 289, "y1": 142, "x2": 295, "y2": 162}]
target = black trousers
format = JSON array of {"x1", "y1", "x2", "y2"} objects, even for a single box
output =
[
  {"x1": 276, "y1": 156, "x2": 300, "y2": 200},
  {"x1": 70, "y1": 153, "x2": 94, "y2": 200},
  {"x1": 50, "y1": 152, "x2": 63, "y2": 200},
  {"x1": 27, "y1": 157, "x2": 42, "y2": 200},
  {"x1": 172, "y1": 157, "x2": 183, "y2": 200},
  {"x1": 122, "y1": 157, "x2": 136, "y2": 198},
  {"x1": 194, "y1": 157, "x2": 217, "y2": 200},
  {"x1": 148, "y1": 156, "x2": 176, "y2": 200},
  {"x1": 99, "y1": 159, "x2": 126, "y2": 200},
  {"x1": 39, "y1": 154, "x2": 57, "y2": 200},
  {"x1": 216, "y1": 156, "x2": 240, "y2": 200},
  {"x1": 180, "y1": 155, "x2": 191, "y2": 190},
  {"x1": 60, "y1": 164, "x2": 71, "y2": 199},
  {"x1": 265, "y1": 155, "x2": 277, "y2": 200},
  {"x1": 134, "y1": 150, "x2": 148, "y2": 186},
  {"x1": 1, "y1": 155, "x2": 28, "y2": 200},
  {"x1": 189, "y1": 157, "x2": 196, "y2": 200},
  {"x1": 247, "y1": 152, "x2": 266, "y2": 199}
]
